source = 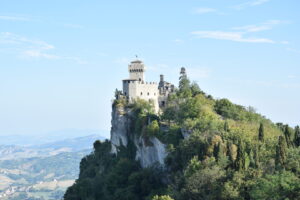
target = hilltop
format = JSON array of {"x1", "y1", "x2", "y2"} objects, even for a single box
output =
[{"x1": 64, "y1": 68, "x2": 300, "y2": 200}]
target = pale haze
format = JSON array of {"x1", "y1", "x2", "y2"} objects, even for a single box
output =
[{"x1": 0, "y1": 0, "x2": 299, "y2": 138}]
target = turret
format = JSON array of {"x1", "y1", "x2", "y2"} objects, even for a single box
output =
[
  {"x1": 159, "y1": 75, "x2": 164, "y2": 88},
  {"x1": 160, "y1": 74, "x2": 164, "y2": 82},
  {"x1": 180, "y1": 67, "x2": 187, "y2": 79},
  {"x1": 128, "y1": 60, "x2": 145, "y2": 81}
]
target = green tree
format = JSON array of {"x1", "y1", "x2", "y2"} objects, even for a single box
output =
[
  {"x1": 162, "y1": 105, "x2": 178, "y2": 124},
  {"x1": 235, "y1": 141, "x2": 250, "y2": 171},
  {"x1": 253, "y1": 145, "x2": 260, "y2": 168},
  {"x1": 294, "y1": 125, "x2": 300, "y2": 147},
  {"x1": 222, "y1": 171, "x2": 246, "y2": 200},
  {"x1": 178, "y1": 67, "x2": 192, "y2": 97},
  {"x1": 190, "y1": 82, "x2": 203, "y2": 97},
  {"x1": 181, "y1": 158, "x2": 225, "y2": 200},
  {"x1": 249, "y1": 171, "x2": 300, "y2": 200},
  {"x1": 284, "y1": 125, "x2": 293, "y2": 148},
  {"x1": 215, "y1": 142, "x2": 229, "y2": 168},
  {"x1": 214, "y1": 99, "x2": 241, "y2": 120},
  {"x1": 184, "y1": 156, "x2": 201, "y2": 178},
  {"x1": 285, "y1": 148, "x2": 300, "y2": 176},
  {"x1": 146, "y1": 120, "x2": 159, "y2": 136},
  {"x1": 224, "y1": 120, "x2": 229, "y2": 132},
  {"x1": 276, "y1": 136, "x2": 287, "y2": 169},
  {"x1": 258, "y1": 122, "x2": 264, "y2": 142}
]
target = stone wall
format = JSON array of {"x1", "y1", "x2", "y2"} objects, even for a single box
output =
[{"x1": 122, "y1": 80, "x2": 159, "y2": 112}]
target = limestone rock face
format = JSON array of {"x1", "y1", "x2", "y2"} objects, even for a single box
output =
[
  {"x1": 110, "y1": 105, "x2": 130, "y2": 154},
  {"x1": 135, "y1": 136, "x2": 167, "y2": 168},
  {"x1": 110, "y1": 104, "x2": 167, "y2": 168}
]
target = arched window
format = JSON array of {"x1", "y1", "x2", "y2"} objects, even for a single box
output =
[
  {"x1": 141, "y1": 92, "x2": 143, "y2": 95},
  {"x1": 154, "y1": 93, "x2": 156, "y2": 96},
  {"x1": 147, "y1": 92, "x2": 149, "y2": 96}
]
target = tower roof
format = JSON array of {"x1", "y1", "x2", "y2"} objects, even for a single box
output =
[{"x1": 131, "y1": 59, "x2": 143, "y2": 64}]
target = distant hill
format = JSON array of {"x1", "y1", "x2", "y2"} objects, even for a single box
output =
[
  {"x1": 0, "y1": 129, "x2": 108, "y2": 146},
  {"x1": 0, "y1": 134, "x2": 105, "y2": 160},
  {"x1": 34, "y1": 134, "x2": 106, "y2": 151},
  {"x1": 0, "y1": 134, "x2": 105, "y2": 200}
]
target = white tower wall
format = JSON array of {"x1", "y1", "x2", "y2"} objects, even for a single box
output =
[
  {"x1": 123, "y1": 80, "x2": 159, "y2": 112},
  {"x1": 128, "y1": 60, "x2": 145, "y2": 81}
]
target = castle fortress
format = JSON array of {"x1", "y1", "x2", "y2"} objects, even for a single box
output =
[{"x1": 122, "y1": 59, "x2": 175, "y2": 112}]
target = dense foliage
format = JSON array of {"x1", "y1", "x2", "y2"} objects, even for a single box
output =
[
  {"x1": 65, "y1": 71, "x2": 300, "y2": 200},
  {"x1": 64, "y1": 140, "x2": 166, "y2": 200}
]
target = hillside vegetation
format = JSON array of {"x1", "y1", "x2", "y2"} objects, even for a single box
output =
[{"x1": 65, "y1": 72, "x2": 300, "y2": 200}]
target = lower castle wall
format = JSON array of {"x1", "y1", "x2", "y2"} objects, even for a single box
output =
[{"x1": 123, "y1": 80, "x2": 159, "y2": 112}]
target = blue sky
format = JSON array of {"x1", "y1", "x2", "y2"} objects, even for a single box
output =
[{"x1": 0, "y1": 0, "x2": 299, "y2": 138}]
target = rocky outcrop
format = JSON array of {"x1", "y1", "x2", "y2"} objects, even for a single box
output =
[
  {"x1": 110, "y1": 105, "x2": 130, "y2": 154},
  {"x1": 135, "y1": 136, "x2": 167, "y2": 168},
  {"x1": 110, "y1": 104, "x2": 167, "y2": 168}
]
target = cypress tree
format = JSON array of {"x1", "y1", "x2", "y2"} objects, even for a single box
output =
[
  {"x1": 284, "y1": 125, "x2": 293, "y2": 148},
  {"x1": 235, "y1": 140, "x2": 249, "y2": 171},
  {"x1": 276, "y1": 136, "x2": 287, "y2": 169},
  {"x1": 258, "y1": 122, "x2": 264, "y2": 142},
  {"x1": 254, "y1": 145, "x2": 260, "y2": 168},
  {"x1": 294, "y1": 126, "x2": 300, "y2": 147},
  {"x1": 178, "y1": 67, "x2": 192, "y2": 97},
  {"x1": 179, "y1": 67, "x2": 189, "y2": 90},
  {"x1": 224, "y1": 121, "x2": 229, "y2": 132},
  {"x1": 216, "y1": 142, "x2": 227, "y2": 166}
]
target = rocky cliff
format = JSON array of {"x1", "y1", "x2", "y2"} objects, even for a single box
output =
[{"x1": 110, "y1": 104, "x2": 167, "y2": 168}]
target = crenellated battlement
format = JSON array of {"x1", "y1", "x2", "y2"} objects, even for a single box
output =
[{"x1": 123, "y1": 80, "x2": 157, "y2": 85}]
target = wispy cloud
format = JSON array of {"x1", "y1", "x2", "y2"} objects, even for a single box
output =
[
  {"x1": 191, "y1": 31, "x2": 274, "y2": 43},
  {"x1": 0, "y1": 15, "x2": 30, "y2": 21},
  {"x1": 232, "y1": 20, "x2": 287, "y2": 32},
  {"x1": 21, "y1": 50, "x2": 59, "y2": 60},
  {"x1": 174, "y1": 39, "x2": 184, "y2": 44},
  {"x1": 233, "y1": 0, "x2": 271, "y2": 10},
  {"x1": 0, "y1": 32, "x2": 87, "y2": 64},
  {"x1": 191, "y1": 20, "x2": 287, "y2": 44},
  {"x1": 193, "y1": 7, "x2": 217, "y2": 14},
  {"x1": 0, "y1": 32, "x2": 57, "y2": 59},
  {"x1": 0, "y1": 32, "x2": 54, "y2": 49}
]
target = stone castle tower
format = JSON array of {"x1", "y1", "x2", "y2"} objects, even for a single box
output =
[
  {"x1": 122, "y1": 59, "x2": 174, "y2": 112},
  {"x1": 128, "y1": 60, "x2": 145, "y2": 81}
]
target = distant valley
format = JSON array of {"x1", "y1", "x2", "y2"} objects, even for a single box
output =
[{"x1": 0, "y1": 134, "x2": 106, "y2": 200}]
